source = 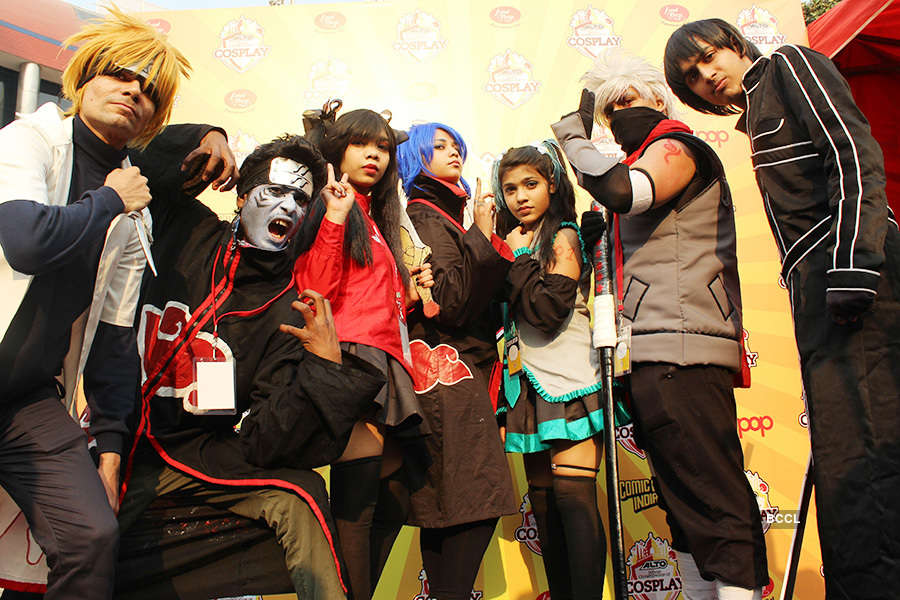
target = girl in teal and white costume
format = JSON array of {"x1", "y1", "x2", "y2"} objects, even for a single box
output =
[{"x1": 494, "y1": 140, "x2": 608, "y2": 600}]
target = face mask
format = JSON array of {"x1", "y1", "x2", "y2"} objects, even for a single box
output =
[
  {"x1": 608, "y1": 106, "x2": 668, "y2": 156},
  {"x1": 239, "y1": 184, "x2": 309, "y2": 251}
]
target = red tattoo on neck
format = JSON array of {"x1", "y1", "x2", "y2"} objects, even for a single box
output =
[{"x1": 663, "y1": 140, "x2": 681, "y2": 164}]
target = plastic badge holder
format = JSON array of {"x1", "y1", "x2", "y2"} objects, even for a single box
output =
[{"x1": 189, "y1": 355, "x2": 237, "y2": 415}]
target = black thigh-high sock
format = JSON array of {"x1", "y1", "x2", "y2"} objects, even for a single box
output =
[
  {"x1": 330, "y1": 456, "x2": 382, "y2": 600},
  {"x1": 553, "y1": 474, "x2": 607, "y2": 600},
  {"x1": 528, "y1": 485, "x2": 573, "y2": 600},
  {"x1": 370, "y1": 467, "x2": 410, "y2": 595},
  {"x1": 420, "y1": 518, "x2": 498, "y2": 600}
]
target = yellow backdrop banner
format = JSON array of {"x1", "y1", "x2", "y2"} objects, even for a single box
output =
[{"x1": 145, "y1": 1, "x2": 820, "y2": 598}]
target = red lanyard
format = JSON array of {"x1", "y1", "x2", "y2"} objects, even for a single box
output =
[
  {"x1": 209, "y1": 244, "x2": 294, "y2": 356},
  {"x1": 407, "y1": 198, "x2": 466, "y2": 233}
]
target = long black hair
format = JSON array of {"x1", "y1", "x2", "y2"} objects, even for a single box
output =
[
  {"x1": 296, "y1": 109, "x2": 409, "y2": 285},
  {"x1": 495, "y1": 143, "x2": 580, "y2": 276}
]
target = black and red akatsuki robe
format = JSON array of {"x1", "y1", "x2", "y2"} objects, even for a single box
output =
[
  {"x1": 121, "y1": 126, "x2": 385, "y2": 594},
  {"x1": 404, "y1": 174, "x2": 518, "y2": 528}
]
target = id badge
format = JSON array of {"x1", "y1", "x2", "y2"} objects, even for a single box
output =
[
  {"x1": 506, "y1": 334, "x2": 522, "y2": 375},
  {"x1": 613, "y1": 324, "x2": 632, "y2": 377},
  {"x1": 189, "y1": 356, "x2": 237, "y2": 415}
]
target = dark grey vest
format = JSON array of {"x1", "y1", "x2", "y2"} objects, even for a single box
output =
[{"x1": 619, "y1": 132, "x2": 743, "y2": 370}]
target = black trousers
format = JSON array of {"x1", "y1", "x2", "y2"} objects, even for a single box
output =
[
  {"x1": 0, "y1": 396, "x2": 118, "y2": 600},
  {"x1": 629, "y1": 363, "x2": 768, "y2": 589},
  {"x1": 789, "y1": 230, "x2": 900, "y2": 599}
]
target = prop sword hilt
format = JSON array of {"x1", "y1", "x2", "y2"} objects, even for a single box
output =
[{"x1": 590, "y1": 199, "x2": 628, "y2": 600}]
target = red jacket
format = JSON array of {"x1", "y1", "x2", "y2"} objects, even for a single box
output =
[{"x1": 293, "y1": 192, "x2": 412, "y2": 373}]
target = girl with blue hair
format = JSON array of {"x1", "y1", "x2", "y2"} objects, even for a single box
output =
[
  {"x1": 494, "y1": 141, "x2": 609, "y2": 600},
  {"x1": 397, "y1": 122, "x2": 470, "y2": 198},
  {"x1": 398, "y1": 122, "x2": 517, "y2": 600}
]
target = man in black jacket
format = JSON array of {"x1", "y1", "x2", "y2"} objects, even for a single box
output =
[
  {"x1": 664, "y1": 19, "x2": 900, "y2": 599},
  {"x1": 117, "y1": 132, "x2": 384, "y2": 599},
  {"x1": 0, "y1": 8, "x2": 194, "y2": 598}
]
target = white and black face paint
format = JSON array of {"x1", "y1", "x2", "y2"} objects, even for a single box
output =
[{"x1": 239, "y1": 184, "x2": 309, "y2": 251}]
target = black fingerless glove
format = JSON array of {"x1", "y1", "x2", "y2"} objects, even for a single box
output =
[{"x1": 580, "y1": 210, "x2": 607, "y2": 251}]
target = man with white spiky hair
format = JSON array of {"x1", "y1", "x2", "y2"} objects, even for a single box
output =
[{"x1": 551, "y1": 48, "x2": 767, "y2": 600}]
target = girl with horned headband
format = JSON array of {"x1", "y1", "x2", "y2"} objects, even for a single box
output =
[
  {"x1": 493, "y1": 140, "x2": 610, "y2": 600},
  {"x1": 293, "y1": 107, "x2": 431, "y2": 599},
  {"x1": 396, "y1": 122, "x2": 517, "y2": 600}
]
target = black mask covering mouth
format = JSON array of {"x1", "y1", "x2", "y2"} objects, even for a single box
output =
[{"x1": 608, "y1": 106, "x2": 668, "y2": 156}]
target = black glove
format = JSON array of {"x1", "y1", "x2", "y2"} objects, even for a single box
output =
[
  {"x1": 577, "y1": 88, "x2": 596, "y2": 137},
  {"x1": 580, "y1": 210, "x2": 607, "y2": 250},
  {"x1": 826, "y1": 289, "x2": 874, "y2": 324},
  {"x1": 557, "y1": 89, "x2": 596, "y2": 137}
]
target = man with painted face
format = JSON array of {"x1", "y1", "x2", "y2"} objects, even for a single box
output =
[
  {"x1": 551, "y1": 49, "x2": 766, "y2": 600},
  {"x1": 116, "y1": 134, "x2": 385, "y2": 599}
]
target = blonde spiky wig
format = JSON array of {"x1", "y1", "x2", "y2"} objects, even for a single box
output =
[
  {"x1": 61, "y1": 5, "x2": 191, "y2": 148},
  {"x1": 581, "y1": 49, "x2": 677, "y2": 128}
]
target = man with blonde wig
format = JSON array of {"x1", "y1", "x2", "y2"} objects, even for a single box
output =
[
  {"x1": 0, "y1": 7, "x2": 191, "y2": 598},
  {"x1": 551, "y1": 49, "x2": 767, "y2": 599}
]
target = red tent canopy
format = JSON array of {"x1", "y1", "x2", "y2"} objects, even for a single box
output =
[{"x1": 808, "y1": 0, "x2": 900, "y2": 216}]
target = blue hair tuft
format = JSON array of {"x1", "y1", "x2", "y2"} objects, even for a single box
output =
[{"x1": 397, "y1": 122, "x2": 471, "y2": 197}]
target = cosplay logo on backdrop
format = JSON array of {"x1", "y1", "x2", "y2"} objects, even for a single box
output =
[
  {"x1": 737, "y1": 6, "x2": 786, "y2": 55},
  {"x1": 228, "y1": 130, "x2": 260, "y2": 169},
  {"x1": 138, "y1": 302, "x2": 235, "y2": 408},
  {"x1": 214, "y1": 17, "x2": 270, "y2": 73},
  {"x1": 314, "y1": 11, "x2": 346, "y2": 31},
  {"x1": 620, "y1": 478, "x2": 659, "y2": 513},
  {"x1": 514, "y1": 493, "x2": 542, "y2": 555},
  {"x1": 485, "y1": 50, "x2": 540, "y2": 108},
  {"x1": 413, "y1": 569, "x2": 483, "y2": 600},
  {"x1": 743, "y1": 329, "x2": 759, "y2": 368},
  {"x1": 394, "y1": 10, "x2": 447, "y2": 61},
  {"x1": 409, "y1": 340, "x2": 474, "y2": 393},
  {"x1": 627, "y1": 534, "x2": 682, "y2": 600},
  {"x1": 146, "y1": 18, "x2": 171, "y2": 34},
  {"x1": 224, "y1": 89, "x2": 257, "y2": 112},
  {"x1": 616, "y1": 423, "x2": 646, "y2": 459},
  {"x1": 746, "y1": 470, "x2": 780, "y2": 533},
  {"x1": 567, "y1": 6, "x2": 622, "y2": 59},
  {"x1": 490, "y1": 6, "x2": 522, "y2": 27},
  {"x1": 659, "y1": 4, "x2": 689, "y2": 25},
  {"x1": 592, "y1": 127, "x2": 624, "y2": 157},
  {"x1": 479, "y1": 151, "x2": 500, "y2": 173},
  {"x1": 303, "y1": 59, "x2": 350, "y2": 105}
]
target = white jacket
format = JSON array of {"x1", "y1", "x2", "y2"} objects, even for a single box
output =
[{"x1": 0, "y1": 102, "x2": 152, "y2": 414}]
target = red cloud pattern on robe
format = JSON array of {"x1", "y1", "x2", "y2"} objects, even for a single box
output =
[
  {"x1": 409, "y1": 339, "x2": 474, "y2": 393},
  {"x1": 138, "y1": 302, "x2": 234, "y2": 409}
]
